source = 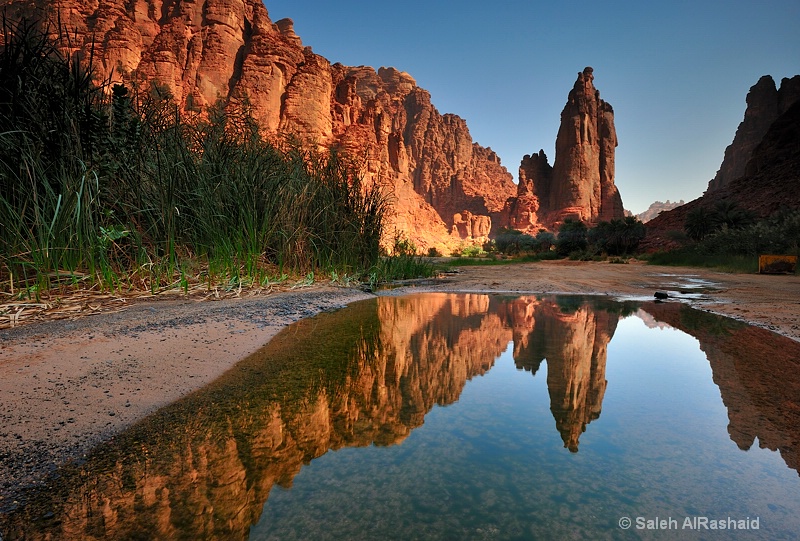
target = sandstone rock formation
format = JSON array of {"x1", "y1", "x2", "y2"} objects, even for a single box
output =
[
  {"x1": 452, "y1": 210, "x2": 492, "y2": 242},
  {"x1": 706, "y1": 75, "x2": 800, "y2": 193},
  {"x1": 2, "y1": 0, "x2": 516, "y2": 252},
  {"x1": 645, "y1": 85, "x2": 800, "y2": 250},
  {"x1": 506, "y1": 68, "x2": 625, "y2": 232},
  {"x1": 636, "y1": 199, "x2": 685, "y2": 223}
]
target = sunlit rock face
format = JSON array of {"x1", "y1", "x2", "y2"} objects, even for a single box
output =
[
  {"x1": 4, "y1": 0, "x2": 516, "y2": 251},
  {"x1": 706, "y1": 75, "x2": 800, "y2": 193},
  {"x1": 506, "y1": 67, "x2": 625, "y2": 231},
  {"x1": 503, "y1": 150, "x2": 550, "y2": 233},
  {"x1": 451, "y1": 210, "x2": 492, "y2": 242},
  {"x1": 550, "y1": 67, "x2": 624, "y2": 226},
  {"x1": 330, "y1": 65, "x2": 516, "y2": 251}
]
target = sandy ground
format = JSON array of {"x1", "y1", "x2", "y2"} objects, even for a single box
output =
[{"x1": 0, "y1": 260, "x2": 798, "y2": 506}]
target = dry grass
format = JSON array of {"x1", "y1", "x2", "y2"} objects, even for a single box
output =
[{"x1": 0, "y1": 271, "x2": 335, "y2": 330}]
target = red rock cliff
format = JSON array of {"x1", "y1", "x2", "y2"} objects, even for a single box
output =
[
  {"x1": 706, "y1": 75, "x2": 800, "y2": 193},
  {"x1": 506, "y1": 68, "x2": 625, "y2": 232},
  {"x1": 2, "y1": 0, "x2": 516, "y2": 252}
]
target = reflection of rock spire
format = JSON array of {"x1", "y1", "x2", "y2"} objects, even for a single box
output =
[
  {"x1": 493, "y1": 297, "x2": 619, "y2": 452},
  {"x1": 545, "y1": 305, "x2": 617, "y2": 453},
  {"x1": 2, "y1": 295, "x2": 627, "y2": 539}
]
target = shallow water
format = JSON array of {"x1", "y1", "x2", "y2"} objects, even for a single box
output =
[{"x1": 1, "y1": 293, "x2": 799, "y2": 540}]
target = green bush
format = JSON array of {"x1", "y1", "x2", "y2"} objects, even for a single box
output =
[
  {"x1": 533, "y1": 229, "x2": 556, "y2": 252},
  {"x1": 696, "y1": 208, "x2": 800, "y2": 256},
  {"x1": 684, "y1": 200, "x2": 755, "y2": 241},
  {"x1": 494, "y1": 227, "x2": 555, "y2": 255},
  {"x1": 369, "y1": 236, "x2": 436, "y2": 286},
  {"x1": 460, "y1": 244, "x2": 486, "y2": 258},
  {"x1": 556, "y1": 220, "x2": 588, "y2": 255},
  {"x1": 649, "y1": 208, "x2": 800, "y2": 273},
  {"x1": 588, "y1": 217, "x2": 646, "y2": 255}
]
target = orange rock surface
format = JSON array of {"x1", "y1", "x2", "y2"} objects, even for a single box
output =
[{"x1": 3, "y1": 0, "x2": 517, "y2": 252}]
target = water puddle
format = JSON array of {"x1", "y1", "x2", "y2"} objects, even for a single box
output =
[
  {"x1": 1, "y1": 293, "x2": 799, "y2": 540},
  {"x1": 644, "y1": 273, "x2": 722, "y2": 300}
]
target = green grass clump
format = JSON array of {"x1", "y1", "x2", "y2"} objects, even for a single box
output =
[
  {"x1": 646, "y1": 250, "x2": 761, "y2": 274},
  {"x1": 367, "y1": 237, "x2": 437, "y2": 287},
  {"x1": 0, "y1": 20, "x2": 392, "y2": 297}
]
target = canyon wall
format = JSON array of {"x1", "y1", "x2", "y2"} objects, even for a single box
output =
[
  {"x1": 506, "y1": 67, "x2": 625, "y2": 232},
  {"x1": 706, "y1": 75, "x2": 800, "y2": 193},
  {"x1": 645, "y1": 84, "x2": 800, "y2": 249},
  {"x1": 2, "y1": 0, "x2": 517, "y2": 252}
]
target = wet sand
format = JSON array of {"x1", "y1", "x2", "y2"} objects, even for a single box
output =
[{"x1": 0, "y1": 260, "x2": 798, "y2": 505}]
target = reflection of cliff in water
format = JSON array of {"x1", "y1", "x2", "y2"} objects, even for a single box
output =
[
  {"x1": 641, "y1": 303, "x2": 800, "y2": 476},
  {"x1": 0, "y1": 294, "x2": 625, "y2": 540},
  {"x1": 496, "y1": 296, "x2": 620, "y2": 452}
]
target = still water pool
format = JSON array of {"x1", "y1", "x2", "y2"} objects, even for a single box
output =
[{"x1": 2, "y1": 293, "x2": 799, "y2": 540}]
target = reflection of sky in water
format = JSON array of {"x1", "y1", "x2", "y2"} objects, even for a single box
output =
[
  {"x1": 3, "y1": 295, "x2": 799, "y2": 541},
  {"x1": 252, "y1": 312, "x2": 800, "y2": 541}
]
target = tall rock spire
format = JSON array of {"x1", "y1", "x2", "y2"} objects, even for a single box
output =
[
  {"x1": 507, "y1": 67, "x2": 625, "y2": 231},
  {"x1": 551, "y1": 67, "x2": 624, "y2": 224}
]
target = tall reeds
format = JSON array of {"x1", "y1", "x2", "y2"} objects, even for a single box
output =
[{"x1": 0, "y1": 19, "x2": 389, "y2": 296}]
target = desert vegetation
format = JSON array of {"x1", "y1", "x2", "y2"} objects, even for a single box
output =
[
  {"x1": 0, "y1": 20, "x2": 435, "y2": 300},
  {"x1": 649, "y1": 205, "x2": 800, "y2": 273},
  {"x1": 481, "y1": 217, "x2": 645, "y2": 262}
]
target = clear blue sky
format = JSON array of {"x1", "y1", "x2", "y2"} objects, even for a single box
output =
[{"x1": 264, "y1": 1, "x2": 799, "y2": 214}]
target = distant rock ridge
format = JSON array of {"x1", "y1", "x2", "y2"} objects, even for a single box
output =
[
  {"x1": 706, "y1": 74, "x2": 800, "y2": 193},
  {"x1": 636, "y1": 200, "x2": 685, "y2": 223},
  {"x1": 505, "y1": 67, "x2": 625, "y2": 232}
]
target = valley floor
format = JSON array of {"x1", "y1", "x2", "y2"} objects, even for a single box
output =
[{"x1": 1, "y1": 260, "x2": 798, "y2": 505}]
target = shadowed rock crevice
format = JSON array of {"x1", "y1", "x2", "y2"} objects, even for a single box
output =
[{"x1": 227, "y1": 15, "x2": 251, "y2": 99}]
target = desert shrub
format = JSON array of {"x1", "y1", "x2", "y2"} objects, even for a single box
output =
[
  {"x1": 533, "y1": 229, "x2": 556, "y2": 252},
  {"x1": 684, "y1": 206, "x2": 719, "y2": 240},
  {"x1": 556, "y1": 220, "x2": 588, "y2": 255},
  {"x1": 588, "y1": 217, "x2": 646, "y2": 255},
  {"x1": 697, "y1": 208, "x2": 800, "y2": 256},
  {"x1": 684, "y1": 200, "x2": 754, "y2": 241},
  {"x1": 494, "y1": 228, "x2": 528, "y2": 254},
  {"x1": 649, "y1": 209, "x2": 800, "y2": 273},
  {"x1": 460, "y1": 244, "x2": 486, "y2": 257},
  {"x1": 494, "y1": 227, "x2": 554, "y2": 255}
]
